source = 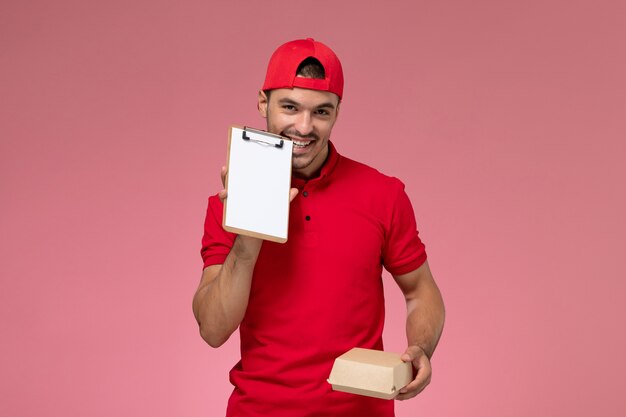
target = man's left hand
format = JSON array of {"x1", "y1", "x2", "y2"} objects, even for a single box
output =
[{"x1": 396, "y1": 345, "x2": 432, "y2": 401}]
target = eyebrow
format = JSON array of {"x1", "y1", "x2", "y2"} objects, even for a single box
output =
[{"x1": 277, "y1": 98, "x2": 337, "y2": 110}]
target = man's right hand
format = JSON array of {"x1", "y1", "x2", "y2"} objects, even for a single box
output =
[
  {"x1": 218, "y1": 165, "x2": 229, "y2": 203},
  {"x1": 193, "y1": 166, "x2": 299, "y2": 347},
  {"x1": 218, "y1": 165, "x2": 298, "y2": 254}
]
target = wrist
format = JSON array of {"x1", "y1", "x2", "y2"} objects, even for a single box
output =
[{"x1": 232, "y1": 235, "x2": 263, "y2": 261}]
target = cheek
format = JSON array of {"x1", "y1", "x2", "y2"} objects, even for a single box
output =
[
  {"x1": 317, "y1": 123, "x2": 334, "y2": 138},
  {"x1": 268, "y1": 112, "x2": 291, "y2": 128}
]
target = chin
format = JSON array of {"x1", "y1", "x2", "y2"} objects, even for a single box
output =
[{"x1": 292, "y1": 159, "x2": 311, "y2": 170}]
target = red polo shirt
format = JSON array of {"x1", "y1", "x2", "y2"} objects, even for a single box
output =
[{"x1": 201, "y1": 142, "x2": 427, "y2": 417}]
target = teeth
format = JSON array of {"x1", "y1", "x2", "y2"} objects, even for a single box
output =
[{"x1": 293, "y1": 140, "x2": 311, "y2": 148}]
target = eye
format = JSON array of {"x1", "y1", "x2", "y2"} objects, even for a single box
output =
[
  {"x1": 282, "y1": 105, "x2": 296, "y2": 111},
  {"x1": 316, "y1": 109, "x2": 330, "y2": 116}
]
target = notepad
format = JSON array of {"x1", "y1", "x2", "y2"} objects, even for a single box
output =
[{"x1": 223, "y1": 126, "x2": 293, "y2": 243}]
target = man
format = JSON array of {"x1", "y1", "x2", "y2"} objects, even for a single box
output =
[{"x1": 193, "y1": 38, "x2": 445, "y2": 417}]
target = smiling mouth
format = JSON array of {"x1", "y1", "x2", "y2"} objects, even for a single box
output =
[{"x1": 292, "y1": 139, "x2": 312, "y2": 148}]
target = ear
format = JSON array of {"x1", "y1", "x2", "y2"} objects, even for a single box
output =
[
  {"x1": 329, "y1": 100, "x2": 341, "y2": 129},
  {"x1": 257, "y1": 90, "x2": 268, "y2": 118}
]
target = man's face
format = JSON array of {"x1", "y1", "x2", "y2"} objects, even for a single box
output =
[{"x1": 258, "y1": 87, "x2": 340, "y2": 179}]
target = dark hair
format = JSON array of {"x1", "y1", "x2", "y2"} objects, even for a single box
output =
[
  {"x1": 296, "y1": 57, "x2": 325, "y2": 79},
  {"x1": 264, "y1": 58, "x2": 326, "y2": 99}
]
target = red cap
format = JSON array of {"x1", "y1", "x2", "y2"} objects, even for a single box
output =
[{"x1": 262, "y1": 38, "x2": 344, "y2": 99}]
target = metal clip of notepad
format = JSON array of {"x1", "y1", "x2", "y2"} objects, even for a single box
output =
[{"x1": 242, "y1": 127, "x2": 284, "y2": 148}]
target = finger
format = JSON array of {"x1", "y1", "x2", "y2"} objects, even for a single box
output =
[
  {"x1": 396, "y1": 355, "x2": 432, "y2": 400},
  {"x1": 401, "y1": 345, "x2": 422, "y2": 363},
  {"x1": 398, "y1": 370, "x2": 431, "y2": 398},
  {"x1": 218, "y1": 189, "x2": 227, "y2": 203},
  {"x1": 221, "y1": 166, "x2": 227, "y2": 188},
  {"x1": 289, "y1": 188, "x2": 299, "y2": 202},
  {"x1": 396, "y1": 373, "x2": 431, "y2": 400}
]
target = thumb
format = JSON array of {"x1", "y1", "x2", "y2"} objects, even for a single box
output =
[
  {"x1": 401, "y1": 345, "x2": 423, "y2": 363},
  {"x1": 289, "y1": 188, "x2": 299, "y2": 202}
]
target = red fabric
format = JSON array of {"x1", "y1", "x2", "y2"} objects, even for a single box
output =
[
  {"x1": 201, "y1": 142, "x2": 427, "y2": 417},
  {"x1": 261, "y1": 38, "x2": 344, "y2": 99}
]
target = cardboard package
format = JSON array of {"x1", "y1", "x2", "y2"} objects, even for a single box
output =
[{"x1": 327, "y1": 348, "x2": 413, "y2": 400}]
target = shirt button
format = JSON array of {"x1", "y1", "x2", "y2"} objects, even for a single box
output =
[
  {"x1": 303, "y1": 191, "x2": 309, "y2": 197},
  {"x1": 305, "y1": 215, "x2": 311, "y2": 221}
]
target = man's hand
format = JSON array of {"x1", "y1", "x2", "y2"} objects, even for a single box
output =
[
  {"x1": 218, "y1": 165, "x2": 299, "y2": 203},
  {"x1": 195, "y1": 164, "x2": 300, "y2": 347},
  {"x1": 396, "y1": 345, "x2": 432, "y2": 401},
  {"x1": 217, "y1": 165, "x2": 299, "y2": 254},
  {"x1": 218, "y1": 165, "x2": 229, "y2": 202}
]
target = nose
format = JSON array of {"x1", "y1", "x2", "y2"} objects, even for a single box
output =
[{"x1": 294, "y1": 112, "x2": 313, "y2": 136}]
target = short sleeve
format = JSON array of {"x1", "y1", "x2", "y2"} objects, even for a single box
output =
[
  {"x1": 200, "y1": 194, "x2": 236, "y2": 269},
  {"x1": 382, "y1": 180, "x2": 427, "y2": 276}
]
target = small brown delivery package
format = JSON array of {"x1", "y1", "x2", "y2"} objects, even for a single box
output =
[{"x1": 327, "y1": 347, "x2": 413, "y2": 400}]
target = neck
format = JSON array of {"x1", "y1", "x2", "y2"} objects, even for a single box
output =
[{"x1": 293, "y1": 143, "x2": 330, "y2": 180}]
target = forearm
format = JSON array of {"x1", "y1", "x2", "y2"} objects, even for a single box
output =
[
  {"x1": 405, "y1": 278, "x2": 445, "y2": 358},
  {"x1": 193, "y1": 236, "x2": 262, "y2": 347}
]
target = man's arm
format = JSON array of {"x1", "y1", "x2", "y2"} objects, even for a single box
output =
[
  {"x1": 392, "y1": 260, "x2": 445, "y2": 400},
  {"x1": 193, "y1": 166, "x2": 298, "y2": 348},
  {"x1": 192, "y1": 235, "x2": 262, "y2": 348}
]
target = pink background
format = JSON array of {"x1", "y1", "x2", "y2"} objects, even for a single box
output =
[{"x1": 1, "y1": 1, "x2": 625, "y2": 416}]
